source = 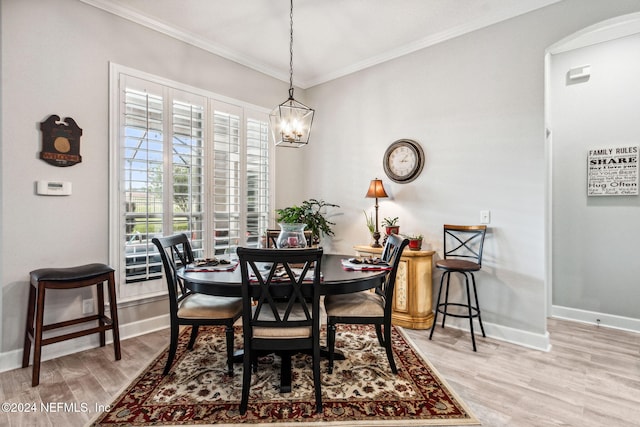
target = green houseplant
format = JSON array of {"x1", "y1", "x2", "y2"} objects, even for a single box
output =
[
  {"x1": 364, "y1": 210, "x2": 375, "y2": 236},
  {"x1": 403, "y1": 233, "x2": 423, "y2": 251},
  {"x1": 382, "y1": 217, "x2": 400, "y2": 236},
  {"x1": 275, "y1": 199, "x2": 340, "y2": 244}
]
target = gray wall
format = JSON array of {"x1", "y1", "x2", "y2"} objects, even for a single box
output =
[
  {"x1": 3, "y1": 0, "x2": 640, "y2": 370},
  {"x1": 0, "y1": 0, "x2": 287, "y2": 367},
  {"x1": 281, "y1": 0, "x2": 640, "y2": 346},
  {"x1": 550, "y1": 31, "x2": 640, "y2": 322}
]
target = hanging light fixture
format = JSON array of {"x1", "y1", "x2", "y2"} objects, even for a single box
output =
[{"x1": 269, "y1": 0, "x2": 314, "y2": 148}]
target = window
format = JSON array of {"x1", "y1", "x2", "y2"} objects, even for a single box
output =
[{"x1": 110, "y1": 64, "x2": 273, "y2": 300}]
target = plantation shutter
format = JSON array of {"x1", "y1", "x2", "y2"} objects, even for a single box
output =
[
  {"x1": 245, "y1": 114, "x2": 271, "y2": 248},
  {"x1": 171, "y1": 98, "x2": 206, "y2": 259},
  {"x1": 122, "y1": 82, "x2": 165, "y2": 283},
  {"x1": 211, "y1": 104, "x2": 242, "y2": 255},
  {"x1": 112, "y1": 65, "x2": 273, "y2": 299}
]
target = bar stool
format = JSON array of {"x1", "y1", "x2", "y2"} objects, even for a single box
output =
[
  {"x1": 429, "y1": 225, "x2": 487, "y2": 351},
  {"x1": 22, "y1": 263, "x2": 121, "y2": 386}
]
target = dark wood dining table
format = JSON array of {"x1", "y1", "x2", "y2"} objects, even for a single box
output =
[
  {"x1": 179, "y1": 253, "x2": 387, "y2": 297},
  {"x1": 177, "y1": 253, "x2": 388, "y2": 392}
]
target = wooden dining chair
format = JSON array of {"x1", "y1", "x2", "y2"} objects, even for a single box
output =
[
  {"x1": 324, "y1": 234, "x2": 409, "y2": 374},
  {"x1": 429, "y1": 224, "x2": 487, "y2": 351},
  {"x1": 237, "y1": 247, "x2": 323, "y2": 415},
  {"x1": 152, "y1": 234, "x2": 242, "y2": 376}
]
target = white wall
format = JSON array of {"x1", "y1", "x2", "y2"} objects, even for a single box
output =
[
  {"x1": 280, "y1": 0, "x2": 640, "y2": 348},
  {"x1": 0, "y1": 0, "x2": 287, "y2": 366},
  {"x1": 549, "y1": 30, "x2": 640, "y2": 327},
  {"x1": 3, "y1": 0, "x2": 640, "y2": 369}
]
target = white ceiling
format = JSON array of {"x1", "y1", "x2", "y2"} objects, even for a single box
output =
[{"x1": 82, "y1": 0, "x2": 561, "y2": 88}]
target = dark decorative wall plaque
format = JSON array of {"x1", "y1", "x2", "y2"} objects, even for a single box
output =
[{"x1": 39, "y1": 115, "x2": 82, "y2": 167}]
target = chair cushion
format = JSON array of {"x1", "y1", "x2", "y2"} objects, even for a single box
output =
[
  {"x1": 252, "y1": 303, "x2": 312, "y2": 339},
  {"x1": 178, "y1": 293, "x2": 242, "y2": 319},
  {"x1": 30, "y1": 263, "x2": 114, "y2": 283},
  {"x1": 436, "y1": 259, "x2": 481, "y2": 272},
  {"x1": 324, "y1": 291, "x2": 384, "y2": 318}
]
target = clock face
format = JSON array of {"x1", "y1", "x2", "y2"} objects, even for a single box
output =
[{"x1": 383, "y1": 139, "x2": 424, "y2": 183}]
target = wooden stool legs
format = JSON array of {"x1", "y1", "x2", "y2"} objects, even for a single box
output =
[{"x1": 22, "y1": 264, "x2": 121, "y2": 386}]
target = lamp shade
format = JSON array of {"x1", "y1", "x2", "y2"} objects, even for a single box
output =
[{"x1": 365, "y1": 179, "x2": 388, "y2": 199}]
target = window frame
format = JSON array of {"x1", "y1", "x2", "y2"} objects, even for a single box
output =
[{"x1": 109, "y1": 63, "x2": 275, "y2": 302}]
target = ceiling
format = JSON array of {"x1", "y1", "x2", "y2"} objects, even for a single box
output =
[{"x1": 82, "y1": 0, "x2": 561, "y2": 88}]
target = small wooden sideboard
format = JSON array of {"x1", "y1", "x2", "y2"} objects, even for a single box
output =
[{"x1": 354, "y1": 245, "x2": 434, "y2": 329}]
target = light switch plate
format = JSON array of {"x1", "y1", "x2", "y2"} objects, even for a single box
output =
[{"x1": 480, "y1": 210, "x2": 491, "y2": 224}]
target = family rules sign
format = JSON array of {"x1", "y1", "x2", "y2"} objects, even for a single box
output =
[{"x1": 587, "y1": 145, "x2": 639, "y2": 196}]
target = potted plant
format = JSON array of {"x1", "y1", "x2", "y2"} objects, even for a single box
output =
[
  {"x1": 364, "y1": 210, "x2": 375, "y2": 238},
  {"x1": 382, "y1": 217, "x2": 400, "y2": 236},
  {"x1": 403, "y1": 233, "x2": 423, "y2": 251},
  {"x1": 275, "y1": 199, "x2": 340, "y2": 245}
]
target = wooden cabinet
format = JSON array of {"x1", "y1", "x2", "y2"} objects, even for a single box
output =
[{"x1": 354, "y1": 245, "x2": 434, "y2": 329}]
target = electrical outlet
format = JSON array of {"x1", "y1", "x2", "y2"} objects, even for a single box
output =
[
  {"x1": 82, "y1": 298, "x2": 94, "y2": 315},
  {"x1": 480, "y1": 210, "x2": 491, "y2": 224}
]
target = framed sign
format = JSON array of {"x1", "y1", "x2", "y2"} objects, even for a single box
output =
[
  {"x1": 39, "y1": 115, "x2": 82, "y2": 167},
  {"x1": 587, "y1": 145, "x2": 638, "y2": 196}
]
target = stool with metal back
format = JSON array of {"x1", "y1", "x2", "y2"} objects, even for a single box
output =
[{"x1": 429, "y1": 225, "x2": 487, "y2": 351}]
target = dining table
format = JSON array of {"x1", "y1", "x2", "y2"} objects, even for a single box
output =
[{"x1": 177, "y1": 253, "x2": 389, "y2": 392}]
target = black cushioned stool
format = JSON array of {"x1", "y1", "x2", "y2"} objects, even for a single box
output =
[{"x1": 22, "y1": 263, "x2": 121, "y2": 386}]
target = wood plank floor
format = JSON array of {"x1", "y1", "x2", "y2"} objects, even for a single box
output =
[{"x1": 1, "y1": 318, "x2": 638, "y2": 426}]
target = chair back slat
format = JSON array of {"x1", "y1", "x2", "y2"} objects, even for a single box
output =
[
  {"x1": 442, "y1": 225, "x2": 487, "y2": 266},
  {"x1": 238, "y1": 247, "x2": 323, "y2": 333},
  {"x1": 152, "y1": 234, "x2": 195, "y2": 308},
  {"x1": 379, "y1": 234, "x2": 410, "y2": 316}
]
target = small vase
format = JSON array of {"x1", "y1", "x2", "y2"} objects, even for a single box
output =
[{"x1": 276, "y1": 223, "x2": 308, "y2": 249}]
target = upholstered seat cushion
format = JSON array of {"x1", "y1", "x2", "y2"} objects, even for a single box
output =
[
  {"x1": 436, "y1": 259, "x2": 481, "y2": 272},
  {"x1": 324, "y1": 291, "x2": 384, "y2": 317},
  {"x1": 178, "y1": 293, "x2": 242, "y2": 319},
  {"x1": 252, "y1": 303, "x2": 312, "y2": 339},
  {"x1": 30, "y1": 263, "x2": 114, "y2": 283}
]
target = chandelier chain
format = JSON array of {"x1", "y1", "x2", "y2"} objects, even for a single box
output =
[{"x1": 289, "y1": 0, "x2": 294, "y2": 98}]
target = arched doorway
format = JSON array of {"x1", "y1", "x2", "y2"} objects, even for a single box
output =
[{"x1": 545, "y1": 12, "x2": 640, "y2": 331}]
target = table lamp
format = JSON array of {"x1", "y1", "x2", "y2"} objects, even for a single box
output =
[{"x1": 365, "y1": 178, "x2": 389, "y2": 248}]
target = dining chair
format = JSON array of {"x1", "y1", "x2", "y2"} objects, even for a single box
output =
[
  {"x1": 324, "y1": 234, "x2": 409, "y2": 374},
  {"x1": 429, "y1": 224, "x2": 487, "y2": 351},
  {"x1": 152, "y1": 234, "x2": 242, "y2": 376},
  {"x1": 237, "y1": 247, "x2": 323, "y2": 415}
]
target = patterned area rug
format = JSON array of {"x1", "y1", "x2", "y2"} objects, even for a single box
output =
[{"x1": 91, "y1": 324, "x2": 479, "y2": 426}]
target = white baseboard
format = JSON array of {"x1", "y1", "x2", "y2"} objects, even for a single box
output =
[
  {"x1": 0, "y1": 314, "x2": 170, "y2": 374},
  {"x1": 551, "y1": 305, "x2": 640, "y2": 333},
  {"x1": 431, "y1": 317, "x2": 551, "y2": 352}
]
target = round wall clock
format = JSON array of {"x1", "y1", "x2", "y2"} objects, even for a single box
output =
[{"x1": 382, "y1": 139, "x2": 425, "y2": 183}]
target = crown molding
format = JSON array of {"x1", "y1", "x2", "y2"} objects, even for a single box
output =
[
  {"x1": 79, "y1": 0, "x2": 290, "y2": 83},
  {"x1": 304, "y1": 0, "x2": 562, "y2": 88},
  {"x1": 81, "y1": 0, "x2": 561, "y2": 89}
]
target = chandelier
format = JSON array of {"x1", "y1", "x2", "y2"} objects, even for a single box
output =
[{"x1": 269, "y1": 0, "x2": 314, "y2": 148}]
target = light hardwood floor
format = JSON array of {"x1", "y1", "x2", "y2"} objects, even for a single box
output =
[{"x1": 1, "y1": 318, "x2": 638, "y2": 426}]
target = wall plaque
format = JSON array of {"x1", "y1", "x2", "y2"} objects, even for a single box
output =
[
  {"x1": 587, "y1": 145, "x2": 638, "y2": 196},
  {"x1": 39, "y1": 115, "x2": 82, "y2": 167}
]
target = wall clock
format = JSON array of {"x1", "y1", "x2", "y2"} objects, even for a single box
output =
[{"x1": 382, "y1": 139, "x2": 425, "y2": 183}]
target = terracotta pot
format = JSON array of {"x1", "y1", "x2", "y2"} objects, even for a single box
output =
[
  {"x1": 385, "y1": 226, "x2": 400, "y2": 236},
  {"x1": 408, "y1": 239, "x2": 422, "y2": 251}
]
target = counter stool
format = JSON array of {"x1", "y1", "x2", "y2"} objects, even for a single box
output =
[
  {"x1": 429, "y1": 225, "x2": 487, "y2": 351},
  {"x1": 22, "y1": 263, "x2": 121, "y2": 386}
]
